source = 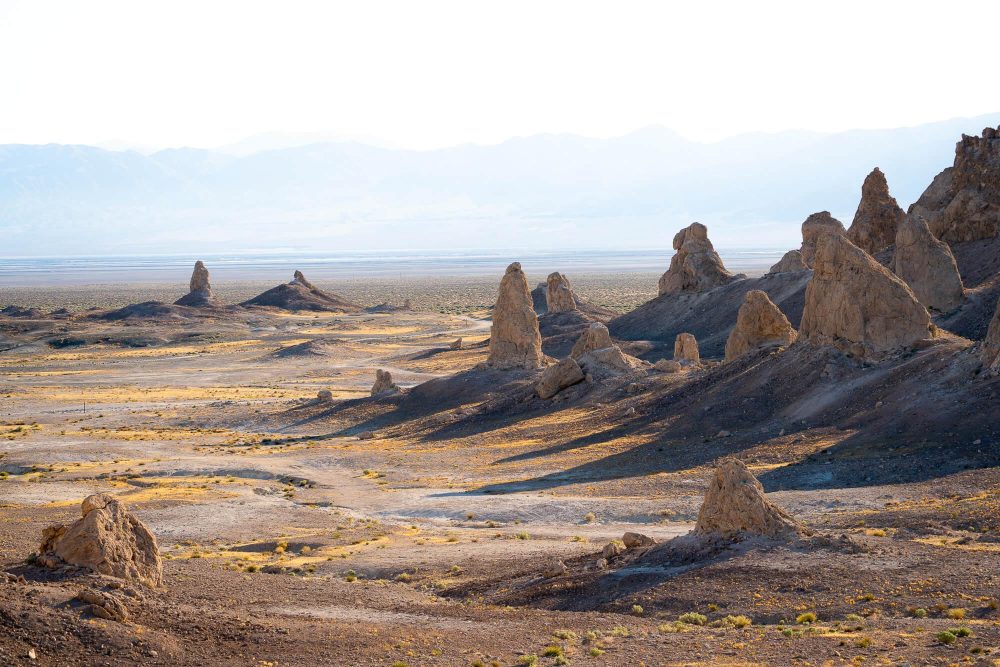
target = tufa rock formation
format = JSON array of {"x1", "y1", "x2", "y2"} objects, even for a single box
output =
[
  {"x1": 847, "y1": 168, "x2": 906, "y2": 255},
  {"x1": 892, "y1": 216, "x2": 964, "y2": 313},
  {"x1": 673, "y1": 332, "x2": 700, "y2": 363},
  {"x1": 240, "y1": 271, "x2": 361, "y2": 312},
  {"x1": 371, "y1": 369, "x2": 400, "y2": 396},
  {"x1": 800, "y1": 212, "x2": 848, "y2": 268},
  {"x1": 449, "y1": 337, "x2": 463, "y2": 350},
  {"x1": 545, "y1": 272, "x2": 577, "y2": 313},
  {"x1": 800, "y1": 233, "x2": 934, "y2": 359},
  {"x1": 37, "y1": 494, "x2": 162, "y2": 588},
  {"x1": 724, "y1": 290, "x2": 798, "y2": 361},
  {"x1": 658, "y1": 223, "x2": 738, "y2": 296},
  {"x1": 767, "y1": 249, "x2": 807, "y2": 275},
  {"x1": 487, "y1": 263, "x2": 543, "y2": 370},
  {"x1": 570, "y1": 322, "x2": 616, "y2": 357},
  {"x1": 694, "y1": 459, "x2": 801, "y2": 539},
  {"x1": 983, "y1": 296, "x2": 1000, "y2": 371},
  {"x1": 536, "y1": 357, "x2": 585, "y2": 399},
  {"x1": 174, "y1": 260, "x2": 218, "y2": 307},
  {"x1": 654, "y1": 358, "x2": 682, "y2": 373},
  {"x1": 570, "y1": 322, "x2": 643, "y2": 376},
  {"x1": 908, "y1": 126, "x2": 1000, "y2": 243}
]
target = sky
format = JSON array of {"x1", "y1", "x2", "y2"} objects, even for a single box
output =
[{"x1": 1, "y1": 0, "x2": 998, "y2": 151}]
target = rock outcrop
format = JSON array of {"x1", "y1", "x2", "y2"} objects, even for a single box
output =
[
  {"x1": 174, "y1": 260, "x2": 218, "y2": 307},
  {"x1": 892, "y1": 216, "x2": 964, "y2": 313},
  {"x1": 570, "y1": 322, "x2": 615, "y2": 358},
  {"x1": 767, "y1": 249, "x2": 807, "y2": 275},
  {"x1": 909, "y1": 126, "x2": 1000, "y2": 243},
  {"x1": 569, "y1": 322, "x2": 643, "y2": 376},
  {"x1": 694, "y1": 459, "x2": 801, "y2": 539},
  {"x1": 37, "y1": 494, "x2": 162, "y2": 588},
  {"x1": 449, "y1": 337, "x2": 463, "y2": 350},
  {"x1": 847, "y1": 168, "x2": 905, "y2": 254},
  {"x1": 658, "y1": 223, "x2": 738, "y2": 296},
  {"x1": 983, "y1": 296, "x2": 1000, "y2": 371},
  {"x1": 800, "y1": 233, "x2": 934, "y2": 359},
  {"x1": 673, "y1": 332, "x2": 700, "y2": 363},
  {"x1": 724, "y1": 290, "x2": 798, "y2": 361},
  {"x1": 371, "y1": 369, "x2": 400, "y2": 396},
  {"x1": 241, "y1": 271, "x2": 361, "y2": 312},
  {"x1": 800, "y1": 212, "x2": 848, "y2": 268},
  {"x1": 487, "y1": 263, "x2": 543, "y2": 370},
  {"x1": 536, "y1": 357, "x2": 585, "y2": 399},
  {"x1": 545, "y1": 272, "x2": 577, "y2": 313}
]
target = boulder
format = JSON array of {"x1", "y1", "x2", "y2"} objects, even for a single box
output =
[
  {"x1": 724, "y1": 290, "x2": 798, "y2": 361},
  {"x1": 800, "y1": 212, "x2": 848, "y2": 268},
  {"x1": 487, "y1": 262, "x2": 543, "y2": 370},
  {"x1": 847, "y1": 168, "x2": 906, "y2": 254},
  {"x1": 449, "y1": 337, "x2": 463, "y2": 350},
  {"x1": 37, "y1": 494, "x2": 162, "y2": 588},
  {"x1": 570, "y1": 322, "x2": 615, "y2": 358},
  {"x1": 622, "y1": 532, "x2": 655, "y2": 548},
  {"x1": 908, "y1": 126, "x2": 1000, "y2": 243},
  {"x1": 570, "y1": 323, "x2": 644, "y2": 376},
  {"x1": 317, "y1": 389, "x2": 334, "y2": 402},
  {"x1": 658, "y1": 222, "x2": 738, "y2": 296},
  {"x1": 371, "y1": 369, "x2": 400, "y2": 396},
  {"x1": 545, "y1": 272, "x2": 577, "y2": 313},
  {"x1": 674, "y1": 332, "x2": 700, "y2": 363},
  {"x1": 75, "y1": 588, "x2": 130, "y2": 623},
  {"x1": 542, "y1": 559, "x2": 568, "y2": 578},
  {"x1": 694, "y1": 459, "x2": 801, "y2": 539},
  {"x1": 536, "y1": 357, "x2": 585, "y2": 399},
  {"x1": 800, "y1": 233, "x2": 934, "y2": 359},
  {"x1": 654, "y1": 359, "x2": 682, "y2": 373},
  {"x1": 892, "y1": 216, "x2": 964, "y2": 313},
  {"x1": 174, "y1": 260, "x2": 218, "y2": 307},
  {"x1": 767, "y1": 249, "x2": 807, "y2": 275},
  {"x1": 983, "y1": 296, "x2": 1000, "y2": 371}
]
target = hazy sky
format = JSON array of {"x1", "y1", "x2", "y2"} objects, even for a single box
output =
[{"x1": 1, "y1": 0, "x2": 998, "y2": 150}]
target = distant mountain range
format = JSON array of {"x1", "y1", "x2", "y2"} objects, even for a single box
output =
[{"x1": 2, "y1": 114, "x2": 999, "y2": 256}]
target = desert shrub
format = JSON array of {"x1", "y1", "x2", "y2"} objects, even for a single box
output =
[
  {"x1": 552, "y1": 630, "x2": 576, "y2": 640},
  {"x1": 516, "y1": 655, "x2": 538, "y2": 666},
  {"x1": 724, "y1": 615, "x2": 752, "y2": 628},
  {"x1": 588, "y1": 648, "x2": 605, "y2": 657},
  {"x1": 583, "y1": 512, "x2": 596, "y2": 523},
  {"x1": 946, "y1": 607, "x2": 966, "y2": 619},
  {"x1": 631, "y1": 605, "x2": 644, "y2": 616},
  {"x1": 542, "y1": 645, "x2": 563, "y2": 657},
  {"x1": 795, "y1": 612, "x2": 817, "y2": 625},
  {"x1": 911, "y1": 608, "x2": 927, "y2": 618},
  {"x1": 949, "y1": 626, "x2": 972, "y2": 638},
  {"x1": 936, "y1": 631, "x2": 957, "y2": 645}
]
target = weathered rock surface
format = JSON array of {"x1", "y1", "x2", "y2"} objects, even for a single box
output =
[
  {"x1": 174, "y1": 260, "x2": 219, "y2": 307},
  {"x1": 536, "y1": 357, "x2": 585, "y2": 399},
  {"x1": 909, "y1": 126, "x2": 1000, "y2": 243},
  {"x1": 241, "y1": 271, "x2": 361, "y2": 312},
  {"x1": 694, "y1": 459, "x2": 801, "y2": 539},
  {"x1": 569, "y1": 322, "x2": 644, "y2": 376},
  {"x1": 487, "y1": 262, "x2": 543, "y2": 370},
  {"x1": 371, "y1": 369, "x2": 400, "y2": 396},
  {"x1": 75, "y1": 588, "x2": 130, "y2": 623},
  {"x1": 800, "y1": 233, "x2": 934, "y2": 359},
  {"x1": 622, "y1": 532, "x2": 655, "y2": 548},
  {"x1": 570, "y1": 322, "x2": 615, "y2": 358},
  {"x1": 983, "y1": 296, "x2": 1000, "y2": 371},
  {"x1": 768, "y1": 249, "x2": 807, "y2": 275},
  {"x1": 658, "y1": 223, "x2": 738, "y2": 296},
  {"x1": 800, "y1": 212, "x2": 848, "y2": 268},
  {"x1": 317, "y1": 389, "x2": 334, "y2": 402},
  {"x1": 724, "y1": 290, "x2": 797, "y2": 361},
  {"x1": 847, "y1": 168, "x2": 905, "y2": 254},
  {"x1": 673, "y1": 332, "x2": 700, "y2": 363},
  {"x1": 893, "y1": 216, "x2": 964, "y2": 313},
  {"x1": 654, "y1": 359, "x2": 682, "y2": 373},
  {"x1": 37, "y1": 494, "x2": 162, "y2": 588},
  {"x1": 449, "y1": 337, "x2": 463, "y2": 350},
  {"x1": 545, "y1": 272, "x2": 577, "y2": 313}
]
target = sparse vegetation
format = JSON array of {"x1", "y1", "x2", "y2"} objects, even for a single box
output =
[
  {"x1": 795, "y1": 612, "x2": 817, "y2": 625},
  {"x1": 678, "y1": 612, "x2": 708, "y2": 626}
]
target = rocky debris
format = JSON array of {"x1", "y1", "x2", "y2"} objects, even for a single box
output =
[
  {"x1": 847, "y1": 168, "x2": 906, "y2": 254},
  {"x1": 241, "y1": 271, "x2": 361, "y2": 312},
  {"x1": 602, "y1": 540, "x2": 625, "y2": 560},
  {"x1": 545, "y1": 272, "x2": 577, "y2": 313},
  {"x1": 622, "y1": 532, "x2": 655, "y2": 548},
  {"x1": 535, "y1": 357, "x2": 585, "y2": 399},
  {"x1": 659, "y1": 223, "x2": 738, "y2": 296},
  {"x1": 694, "y1": 459, "x2": 802, "y2": 539},
  {"x1": 983, "y1": 296, "x2": 1000, "y2": 371},
  {"x1": 800, "y1": 233, "x2": 934, "y2": 359},
  {"x1": 317, "y1": 389, "x2": 334, "y2": 402},
  {"x1": 654, "y1": 359, "x2": 682, "y2": 373},
  {"x1": 74, "y1": 588, "x2": 130, "y2": 623},
  {"x1": 767, "y1": 249, "x2": 807, "y2": 275},
  {"x1": 487, "y1": 262, "x2": 543, "y2": 370},
  {"x1": 892, "y1": 216, "x2": 964, "y2": 313},
  {"x1": 371, "y1": 369, "x2": 400, "y2": 396},
  {"x1": 909, "y1": 126, "x2": 1000, "y2": 243},
  {"x1": 674, "y1": 332, "x2": 700, "y2": 364},
  {"x1": 800, "y1": 212, "x2": 848, "y2": 268},
  {"x1": 449, "y1": 337, "x2": 463, "y2": 350},
  {"x1": 37, "y1": 494, "x2": 162, "y2": 588},
  {"x1": 174, "y1": 260, "x2": 218, "y2": 307},
  {"x1": 356, "y1": 431, "x2": 376, "y2": 440},
  {"x1": 724, "y1": 290, "x2": 798, "y2": 361},
  {"x1": 542, "y1": 560, "x2": 568, "y2": 578}
]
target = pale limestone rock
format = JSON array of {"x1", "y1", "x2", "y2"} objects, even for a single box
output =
[
  {"x1": 622, "y1": 532, "x2": 655, "y2": 548},
  {"x1": 800, "y1": 212, "x2": 847, "y2": 268},
  {"x1": 800, "y1": 233, "x2": 934, "y2": 359},
  {"x1": 570, "y1": 322, "x2": 615, "y2": 358},
  {"x1": 371, "y1": 369, "x2": 400, "y2": 396},
  {"x1": 768, "y1": 249, "x2": 807, "y2": 275},
  {"x1": 654, "y1": 359, "x2": 682, "y2": 373},
  {"x1": 317, "y1": 389, "x2": 334, "y2": 402},
  {"x1": 174, "y1": 260, "x2": 217, "y2": 307},
  {"x1": 570, "y1": 323, "x2": 644, "y2": 376},
  {"x1": 449, "y1": 337, "x2": 463, "y2": 350},
  {"x1": 674, "y1": 332, "x2": 700, "y2": 363},
  {"x1": 75, "y1": 588, "x2": 130, "y2": 623},
  {"x1": 892, "y1": 216, "x2": 964, "y2": 313},
  {"x1": 487, "y1": 262, "x2": 543, "y2": 370},
  {"x1": 724, "y1": 290, "x2": 798, "y2": 361},
  {"x1": 658, "y1": 222, "x2": 737, "y2": 295},
  {"x1": 536, "y1": 357, "x2": 585, "y2": 399},
  {"x1": 545, "y1": 272, "x2": 577, "y2": 313},
  {"x1": 37, "y1": 494, "x2": 162, "y2": 588},
  {"x1": 291, "y1": 270, "x2": 315, "y2": 289},
  {"x1": 694, "y1": 459, "x2": 801, "y2": 539},
  {"x1": 847, "y1": 168, "x2": 905, "y2": 254}
]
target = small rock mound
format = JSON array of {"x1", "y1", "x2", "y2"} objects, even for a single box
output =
[
  {"x1": 982, "y1": 296, "x2": 1000, "y2": 371},
  {"x1": 694, "y1": 459, "x2": 801, "y2": 539},
  {"x1": 673, "y1": 332, "x2": 700, "y2": 363},
  {"x1": 241, "y1": 271, "x2": 361, "y2": 312},
  {"x1": 449, "y1": 337, "x2": 463, "y2": 350},
  {"x1": 317, "y1": 389, "x2": 334, "y2": 402},
  {"x1": 847, "y1": 168, "x2": 905, "y2": 255},
  {"x1": 546, "y1": 272, "x2": 577, "y2": 313},
  {"x1": 570, "y1": 322, "x2": 615, "y2": 357},
  {"x1": 570, "y1": 323, "x2": 644, "y2": 376},
  {"x1": 37, "y1": 494, "x2": 162, "y2": 588},
  {"x1": 535, "y1": 357, "x2": 585, "y2": 399},
  {"x1": 658, "y1": 222, "x2": 738, "y2": 296},
  {"x1": 75, "y1": 588, "x2": 130, "y2": 623},
  {"x1": 487, "y1": 262, "x2": 543, "y2": 370},
  {"x1": 371, "y1": 369, "x2": 400, "y2": 396},
  {"x1": 724, "y1": 290, "x2": 798, "y2": 361},
  {"x1": 800, "y1": 212, "x2": 847, "y2": 268},
  {"x1": 767, "y1": 249, "x2": 807, "y2": 275},
  {"x1": 800, "y1": 233, "x2": 934, "y2": 359},
  {"x1": 892, "y1": 216, "x2": 964, "y2": 313}
]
